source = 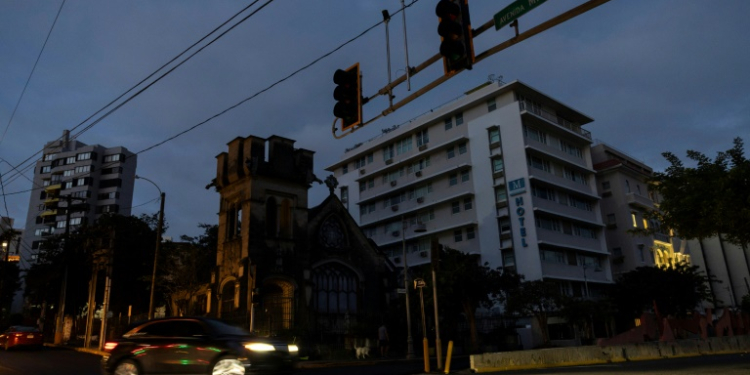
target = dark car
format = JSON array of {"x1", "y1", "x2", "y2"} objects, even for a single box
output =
[
  {"x1": 0, "y1": 326, "x2": 44, "y2": 350},
  {"x1": 101, "y1": 317, "x2": 298, "y2": 375}
]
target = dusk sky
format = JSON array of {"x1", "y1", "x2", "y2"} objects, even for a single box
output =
[{"x1": 1, "y1": 0, "x2": 748, "y2": 240}]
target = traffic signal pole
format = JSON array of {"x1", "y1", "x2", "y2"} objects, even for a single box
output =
[{"x1": 333, "y1": 0, "x2": 612, "y2": 139}]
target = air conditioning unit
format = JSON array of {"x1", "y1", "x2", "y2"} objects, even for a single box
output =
[
  {"x1": 359, "y1": 168, "x2": 366, "y2": 175},
  {"x1": 391, "y1": 205, "x2": 399, "y2": 212},
  {"x1": 419, "y1": 144, "x2": 428, "y2": 151},
  {"x1": 390, "y1": 180, "x2": 397, "y2": 187},
  {"x1": 415, "y1": 170, "x2": 422, "y2": 177},
  {"x1": 385, "y1": 158, "x2": 393, "y2": 165},
  {"x1": 391, "y1": 230, "x2": 400, "y2": 237},
  {"x1": 419, "y1": 251, "x2": 428, "y2": 258},
  {"x1": 417, "y1": 197, "x2": 424, "y2": 203}
]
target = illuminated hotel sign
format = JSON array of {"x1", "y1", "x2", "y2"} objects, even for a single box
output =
[{"x1": 509, "y1": 178, "x2": 529, "y2": 248}]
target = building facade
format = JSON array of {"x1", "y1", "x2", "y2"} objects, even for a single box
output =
[
  {"x1": 209, "y1": 135, "x2": 395, "y2": 345},
  {"x1": 16, "y1": 130, "x2": 136, "y2": 312},
  {"x1": 327, "y1": 80, "x2": 611, "y2": 297}
]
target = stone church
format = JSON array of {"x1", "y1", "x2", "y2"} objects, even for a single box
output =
[{"x1": 207, "y1": 135, "x2": 395, "y2": 342}]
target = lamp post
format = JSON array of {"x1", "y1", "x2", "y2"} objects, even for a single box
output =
[
  {"x1": 136, "y1": 175, "x2": 165, "y2": 320},
  {"x1": 402, "y1": 216, "x2": 425, "y2": 359},
  {"x1": 581, "y1": 262, "x2": 602, "y2": 297}
]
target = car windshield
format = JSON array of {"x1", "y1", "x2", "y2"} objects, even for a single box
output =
[
  {"x1": 205, "y1": 319, "x2": 251, "y2": 336},
  {"x1": 10, "y1": 326, "x2": 39, "y2": 333}
]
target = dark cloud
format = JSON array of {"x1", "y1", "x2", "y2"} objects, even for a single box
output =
[{"x1": 2, "y1": 0, "x2": 748, "y2": 238}]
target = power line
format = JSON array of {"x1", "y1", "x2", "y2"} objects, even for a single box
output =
[
  {"x1": 0, "y1": 0, "x2": 66, "y2": 149},
  {"x1": 0, "y1": 0, "x2": 270, "y2": 188}
]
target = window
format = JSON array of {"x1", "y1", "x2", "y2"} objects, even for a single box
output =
[
  {"x1": 63, "y1": 169, "x2": 74, "y2": 177},
  {"x1": 460, "y1": 169, "x2": 470, "y2": 182},
  {"x1": 446, "y1": 147, "x2": 456, "y2": 159},
  {"x1": 103, "y1": 154, "x2": 121, "y2": 162},
  {"x1": 56, "y1": 221, "x2": 66, "y2": 229},
  {"x1": 532, "y1": 185, "x2": 556, "y2": 201},
  {"x1": 64, "y1": 181, "x2": 73, "y2": 189},
  {"x1": 96, "y1": 205, "x2": 119, "y2": 214},
  {"x1": 463, "y1": 197, "x2": 473, "y2": 210},
  {"x1": 31, "y1": 240, "x2": 44, "y2": 250},
  {"x1": 560, "y1": 141, "x2": 583, "y2": 158},
  {"x1": 43, "y1": 154, "x2": 56, "y2": 161},
  {"x1": 396, "y1": 137, "x2": 412, "y2": 155},
  {"x1": 98, "y1": 192, "x2": 119, "y2": 200},
  {"x1": 541, "y1": 249, "x2": 565, "y2": 263},
  {"x1": 41, "y1": 165, "x2": 51, "y2": 174},
  {"x1": 367, "y1": 178, "x2": 374, "y2": 189},
  {"x1": 342, "y1": 164, "x2": 349, "y2": 174},
  {"x1": 495, "y1": 187, "x2": 507, "y2": 203},
  {"x1": 631, "y1": 212, "x2": 638, "y2": 228},
  {"x1": 340, "y1": 187, "x2": 349, "y2": 208},
  {"x1": 76, "y1": 152, "x2": 91, "y2": 161},
  {"x1": 625, "y1": 179, "x2": 631, "y2": 193},
  {"x1": 75, "y1": 165, "x2": 91, "y2": 174},
  {"x1": 536, "y1": 216, "x2": 560, "y2": 231},
  {"x1": 574, "y1": 225, "x2": 597, "y2": 239},
  {"x1": 451, "y1": 201, "x2": 460, "y2": 214},
  {"x1": 383, "y1": 145, "x2": 395, "y2": 161},
  {"x1": 569, "y1": 196, "x2": 593, "y2": 211},
  {"x1": 70, "y1": 218, "x2": 82, "y2": 226},
  {"x1": 642, "y1": 218, "x2": 649, "y2": 229},
  {"x1": 492, "y1": 158, "x2": 504, "y2": 174},
  {"x1": 458, "y1": 142, "x2": 467, "y2": 155},
  {"x1": 65, "y1": 156, "x2": 76, "y2": 165},
  {"x1": 455, "y1": 112, "x2": 464, "y2": 126},
  {"x1": 416, "y1": 129, "x2": 429, "y2": 147},
  {"x1": 529, "y1": 155, "x2": 550, "y2": 172},
  {"x1": 34, "y1": 228, "x2": 51, "y2": 236},
  {"x1": 612, "y1": 247, "x2": 623, "y2": 257},
  {"x1": 601, "y1": 181, "x2": 611, "y2": 190},
  {"x1": 444, "y1": 117, "x2": 453, "y2": 130},
  {"x1": 354, "y1": 157, "x2": 366, "y2": 169},
  {"x1": 101, "y1": 167, "x2": 122, "y2": 175},
  {"x1": 449, "y1": 173, "x2": 458, "y2": 186},
  {"x1": 488, "y1": 128, "x2": 500, "y2": 144},
  {"x1": 72, "y1": 190, "x2": 89, "y2": 198},
  {"x1": 367, "y1": 153, "x2": 373, "y2": 164},
  {"x1": 359, "y1": 181, "x2": 366, "y2": 192},
  {"x1": 524, "y1": 126, "x2": 547, "y2": 144},
  {"x1": 487, "y1": 98, "x2": 497, "y2": 112},
  {"x1": 466, "y1": 226, "x2": 475, "y2": 239},
  {"x1": 606, "y1": 214, "x2": 616, "y2": 225},
  {"x1": 454, "y1": 229, "x2": 463, "y2": 242},
  {"x1": 99, "y1": 178, "x2": 121, "y2": 188},
  {"x1": 42, "y1": 179, "x2": 51, "y2": 187}
]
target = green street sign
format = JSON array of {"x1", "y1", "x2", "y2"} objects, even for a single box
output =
[{"x1": 494, "y1": 0, "x2": 548, "y2": 30}]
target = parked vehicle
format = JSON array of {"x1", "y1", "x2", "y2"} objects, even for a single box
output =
[
  {"x1": 0, "y1": 326, "x2": 44, "y2": 350},
  {"x1": 101, "y1": 317, "x2": 298, "y2": 375}
]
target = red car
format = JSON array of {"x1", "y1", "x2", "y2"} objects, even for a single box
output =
[{"x1": 0, "y1": 326, "x2": 44, "y2": 350}]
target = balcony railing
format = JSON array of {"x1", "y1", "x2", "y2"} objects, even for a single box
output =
[{"x1": 519, "y1": 101, "x2": 591, "y2": 139}]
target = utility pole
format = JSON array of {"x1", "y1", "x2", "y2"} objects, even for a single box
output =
[
  {"x1": 148, "y1": 191, "x2": 165, "y2": 320},
  {"x1": 54, "y1": 194, "x2": 87, "y2": 344}
]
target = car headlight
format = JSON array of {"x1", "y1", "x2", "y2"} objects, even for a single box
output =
[
  {"x1": 245, "y1": 343, "x2": 276, "y2": 352},
  {"x1": 288, "y1": 345, "x2": 299, "y2": 353}
]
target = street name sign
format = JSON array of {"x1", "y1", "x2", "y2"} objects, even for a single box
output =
[{"x1": 494, "y1": 0, "x2": 549, "y2": 30}]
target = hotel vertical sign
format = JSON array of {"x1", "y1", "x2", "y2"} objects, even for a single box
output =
[{"x1": 508, "y1": 178, "x2": 529, "y2": 247}]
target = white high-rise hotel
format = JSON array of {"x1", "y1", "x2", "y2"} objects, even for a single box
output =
[{"x1": 327, "y1": 80, "x2": 611, "y2": 296}]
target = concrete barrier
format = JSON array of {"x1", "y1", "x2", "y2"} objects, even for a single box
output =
[{"x1": 470, "y1": 336, "x2": 750, "y2": 373}]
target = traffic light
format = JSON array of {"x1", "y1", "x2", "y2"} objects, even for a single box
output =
[
  {"x1": 333, "y1": 63, "x2": 362, "y2": 131},
  {"x1": 436, "y1": 0, "x2": 474, "y2": 75}
]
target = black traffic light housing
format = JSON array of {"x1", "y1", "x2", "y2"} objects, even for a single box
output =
[
  {"x1": 436, "y1": 0, "x2": 474, "y2": 75},
  {"x1": 333, "y1": 63, "x2": 362, "y2": 132}
]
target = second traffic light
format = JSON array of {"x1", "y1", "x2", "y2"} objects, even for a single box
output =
[
  {"x1": 436, "y1": 0, "x2": 474, "y2": 75},
  {"x1": 333, "y1": 63, "x2": 362, "y2": 132}
]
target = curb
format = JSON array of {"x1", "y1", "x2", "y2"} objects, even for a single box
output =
[{"x1": 44, "y1": 343, "x2": 107, "y2": 357}]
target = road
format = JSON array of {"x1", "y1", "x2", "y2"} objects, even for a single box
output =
[{"x1": 0, "y1": 346, "x2": 748, "y2": 375}]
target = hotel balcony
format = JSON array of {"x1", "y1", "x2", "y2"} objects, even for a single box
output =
[
  {"x1": 519, "y1": 101, "x2": 592, "y2": 140},
  {"x1": 626, "y1": 192, "x2": 654, "y2": 209}
]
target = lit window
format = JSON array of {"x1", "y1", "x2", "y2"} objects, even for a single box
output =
[{"x1": 631, "y1": 213, "x2": 638, "y2": 228}]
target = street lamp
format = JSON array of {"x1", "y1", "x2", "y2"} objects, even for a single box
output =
[
  {"x1": 581, "y1": 262, "x2": 602, "y2": 297},
  {"x1": 402, "y1": 216, "x2": 425, "y2": 359},
  {"x1": 136, "y1": 175, "x2": 165, "y2": 320}
]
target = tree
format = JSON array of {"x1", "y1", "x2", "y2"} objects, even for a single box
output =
[
  {"x1": 418, "y1": 245, "x2": 506, "y2": 353},
  {"x1": 160, "y1": 224, "x2": 217, "y2": 315},
  {"x1": 504, "y1": 278, "x2": 563, "y2": 347},
  {"x1": 608, "y1": 264, "x2": 713, "y2": 320},
  {"x1": 648, "y1": 137, "x2": 750, "y2": 247}
]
